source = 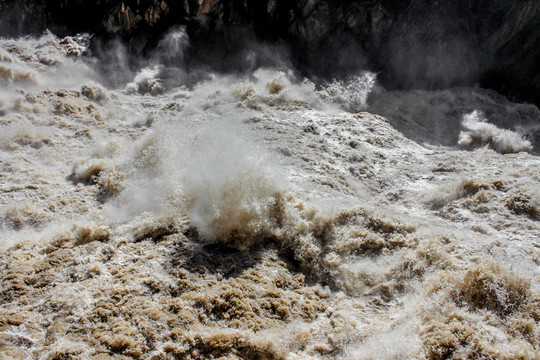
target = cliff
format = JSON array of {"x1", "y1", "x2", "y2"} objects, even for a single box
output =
[{"x1": 1, "y1": 0, "x2": 540, "y2": 105}]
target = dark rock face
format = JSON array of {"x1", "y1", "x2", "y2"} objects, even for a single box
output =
[{"x1": 1, "y1": 0, "x2": 539, "y2": 105}]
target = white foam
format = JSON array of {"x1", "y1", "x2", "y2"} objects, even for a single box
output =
[
  {"x1": 125, "y1": 65, "x2": 164, "y2": 95},
  {"x1": 458, "y1": 110, "x2": 532, "y2": 153},
  {"x1": 105, "y1": 115, "x2": 287, "y2": 245},
  {"x1": 344, "y1": 323, "x2": 422, "y2": 360},
  {"x1": 320, "y1": 72, "x2": 377, "y2": 112}
]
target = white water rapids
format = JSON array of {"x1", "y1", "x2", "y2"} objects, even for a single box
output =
[{"x1": 0, "y1": 31, "x2": 538, "y2": 359}]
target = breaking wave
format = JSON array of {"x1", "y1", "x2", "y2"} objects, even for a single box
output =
[{"x1": 458, "y1": 110, "x2": 532, "y2": 153}]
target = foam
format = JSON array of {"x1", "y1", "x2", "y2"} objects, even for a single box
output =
[
  {"x1": 105, "y1": 116, "x2": 288, "y2": 248},
  {"x1": 125, "y1": 65, "x2": 164, "y2": 95},
  {"x1": 319, "y1": 72, "x2": 377, "y2": 112},
  {"x1": 0, "y1": 31, "x2": 539, "y2": 360},
  {"x1": 0, "y1": 119, "x2": 53, "y2": 150},
  {"x1": 458, "y1": 110, "x2": 532, "y2": 153},
  {"x1": 0, "y1": 32, "x2": 97, "y2": 93},
  {"x1": 344, "y1": 323, "x2": 422, "y2": 360},
  {"x1": 0, "y1": 64, "x2": 37, "y2": 84},
  {"x1": 421, "y1": 261, "x2": 539, "y2": 359},
  {"x1": 177, "y1": 132, "x2": 286, "y2": 245},
  {"x1": 366, "y1": 87, "x2": 540, "y2": 152},
  {"x1": 81, "y1": 82, "x2": 109, "y2": 104},
  {"x1": 71, "y1": 159, "x2": 110, "y2": 184},
  {"x1": 232, "y1": 69, "x2": 325, "y2": 111},
  {"x1": 423, "y1": 178, "x2": 493, "y2": 209},
  {"x1": 1, "y1": 202, "x2": 49, "y2": 230}
]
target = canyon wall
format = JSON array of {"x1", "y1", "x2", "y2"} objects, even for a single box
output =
[{"x1": 2, "y1": 0, "x2": 540, "y2": 105}]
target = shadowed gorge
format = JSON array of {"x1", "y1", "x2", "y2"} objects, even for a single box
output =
[{"x1": 2, "y1": 0, "x2": 540, "y2": 105}]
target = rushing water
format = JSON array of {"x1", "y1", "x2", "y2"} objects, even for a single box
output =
[{"x1": 0, "y1": 31, "x2": 539, "y2": 359}]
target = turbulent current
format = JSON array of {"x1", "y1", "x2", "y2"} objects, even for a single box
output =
[{"x1": 0, "y1": 32, "x2": 539, "y2": 359}]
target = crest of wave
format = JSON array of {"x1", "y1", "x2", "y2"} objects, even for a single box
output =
[
  {"x1": 230, "y1": 68, "x2": 325, "y2": 111},
  {"x1": 320, "y1": 72, "x2": 377, "y2": 112},
  {"x1": 125, "y1": 65, "x2": 164, "y2": 95},
  {"x1": 108, "y1": 118, "x2": 287, "y2": 249},
  {"x1": 174, "y1": 123, "x2": 287, "y2": 246},
  {"x1": 458, "y1": 110, "x2": 532, "y2": 153}
]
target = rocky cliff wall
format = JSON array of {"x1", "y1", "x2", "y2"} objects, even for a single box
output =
[{"x1": 2, "y1": 0, "x2": 540, "y2": 105}]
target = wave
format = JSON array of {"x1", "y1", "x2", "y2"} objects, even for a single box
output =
[{"x1": 0, "y1": 31, "x2": 538, "y2": 359}]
